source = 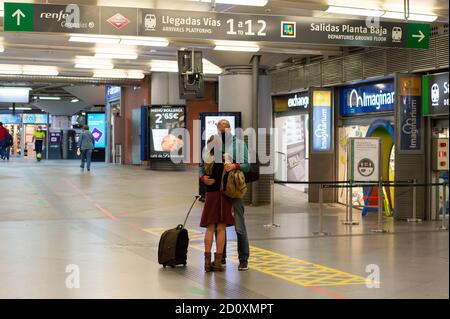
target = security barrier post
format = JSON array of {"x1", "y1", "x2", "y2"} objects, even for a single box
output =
[
  {"x1": 438, "y1": 182, "x2": 448, "y2": 231},
  {"x1": 313, "y1": 184, "x2": 329, "y2": 236},
  {"x1": 407, "y1": 179, "x2": 422, "y2": 222},
  {"x1": 343, "y1": 180, "x2": 359, "y2": 225},
  {"x1": 372, "y1": 179, "x2": 388, "y2": 233},
  {"x1": 264, "y1": 175, "x2": 280, "y2": 228}
]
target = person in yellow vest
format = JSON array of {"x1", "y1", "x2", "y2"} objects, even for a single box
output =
[{"x1": 32, "y1": 126, "x2": 45, "y2": 162}]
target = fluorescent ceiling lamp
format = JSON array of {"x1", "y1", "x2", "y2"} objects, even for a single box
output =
[
  {"x1": 38, "y1": 96, "x2": 61, "y2": 100},
  {"x1": 22, "y1": 65, "x2": 59, "y2": 76},
  {"x1": 0, "y1": 64, "x2": 22, "y2": 75},
  {"x1": 407, "y1": 13, "x2": 438, "y2": 22},
  {"x1": 149, "y1": 59, "x2": 222, "y2": 74},
  {"x1": 214, "y1": 41, "x2": 260, "y2": 52},
  {"x1": 9, "y1": 107, "x2": 32, "y2": 110},
  {"x1": 149, "y1": 60, "x2": 178, "y2": 73},
  {"x1": 198, "y1": 0, "x2": 268, "y2": 6},
  {"x1": 326, "y1": 6, "x2": 384, "y2": 17},
  {"x1": 0, "y1": 64, "x2": 58, "y2": 75},
  {"x1": 119, "y1": 36, "x2": 169, "y2": 47},
  {"x1": 69, "y1": 34, "x2": 120, "y2": 44},
  {"x1": 75, "y1": 56, "x2": 114, "y2": 69},
  {"x1": 93, "y1": 69, "x2": 145, "y2": 79},
  {"x1": 382, "y1": 11, "x2": 438, "y2": 21},
  {"x1": 71, "y1": 98, "x2": 79, "y2": 103},
  {"x1": 94, "y1": 48, "x2": 138, "y2": 60}
]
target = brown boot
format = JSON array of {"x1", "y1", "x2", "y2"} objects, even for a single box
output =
[
  {"x1": 212, "y1": 253, "x2": 224, "y2": 272},
  {"x1": 204, "y1": 252, "x2": 213, "y2": 272}
]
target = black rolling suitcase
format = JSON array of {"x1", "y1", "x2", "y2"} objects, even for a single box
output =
[{"x1": 158, "y1": 196, "x2": 200, "y2": 268}]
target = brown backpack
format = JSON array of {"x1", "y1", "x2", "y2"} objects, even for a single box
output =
[{"x1": 221, "y1": 170, "x2": 248, "y2": 199}]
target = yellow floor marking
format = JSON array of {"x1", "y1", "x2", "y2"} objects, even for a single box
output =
[{"x1": 144, "y1": 227, "x2": 372, "y2": 287}]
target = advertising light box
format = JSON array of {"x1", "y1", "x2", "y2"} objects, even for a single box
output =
[
  {"x1": 87, "y1": 113, "x2": 106, "y2": 148},
  {"x1": 311, "y1": 89, "x2": 333, "y2": 152},
  {"x1": 0, "y1": 87, "x2": 30, "y2": 103},
  {"x1": 149, "y1": 106, "x2": 186, "y2": 159},
  {"x1": 340, "y1": 81, "x2": 395, "y2": 116}
]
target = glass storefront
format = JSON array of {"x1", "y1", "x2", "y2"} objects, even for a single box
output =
[
  {"x1": 272, "y1": 91, "x2": 310, "y2": 193},
  {"x1": 275, "y1": 113, "x2": 309, "y2": 192}
]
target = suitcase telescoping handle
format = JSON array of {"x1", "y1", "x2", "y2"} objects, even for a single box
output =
[{"x1": 180, "y1": 195, "x2": 201, "y2": 229}]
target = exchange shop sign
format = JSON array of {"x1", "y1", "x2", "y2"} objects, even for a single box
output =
[{"x1": 4, "y1": 3, "x2": 430, "y2": 49}]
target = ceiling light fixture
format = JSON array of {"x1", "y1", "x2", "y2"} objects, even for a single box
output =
[
  {"x1": 9, "y1": 107, "x2": 32, "y2": 110},
  {"x1": 22, "y1": 65, "x2": 59, "y2": 76},
  {"x1": 70, "y1": 34, "x2": 170, "y2": 47},
  {"x1": 71, "y1": 98, "x2": 80, "y2": 103},
  {"x1": 197, "y1": 0, "x2": 268, "y2": 6},
  {"x1": 382, "y1": 11, "x2": 438, "y2": 21},
  {"x1": 94, "y1": 48, "x2": 138, "y2": 60},
  {"x1": 149, "y1": 59, "x2": 222, "y2": 74},
  {"x1": 38, "y1": 96, "x2": 62, "y2": 100},
  {"x1": 0, "y1": 64, "x2": 58, "y2": 76},
  {"x1": 93, "y1": 69, "x2": 145, "y2": 79},
  {"x1": 214, "y1": 40, "x2": 260, "y2": 52},
  {"x1": 326, "y1": 6, "x2": 385, "y2": 17},
  {"x1": 326, "y1": 6, "x2": 438, "y2": 22},
  {"x1": 75, "y1": 56, "x2": 114, "y2": 69},
  {"x1": 119, "y1": 36, "x2": 169, "y2": 47},
  {"x1": 69, "y1": 34, "x2": 120, "y2": 44}
]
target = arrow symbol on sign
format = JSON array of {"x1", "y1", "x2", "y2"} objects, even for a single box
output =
[
  {"x1": 12, "y1": 9, "x2": 26, "y2": 26},
  {"x1": 412, "y1": 30, "x2": 425, "y2": 42}
]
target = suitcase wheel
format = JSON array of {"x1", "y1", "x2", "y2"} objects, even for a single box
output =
[{"x1": 162, "y1": 264, "x2": 167, "y2": 268}]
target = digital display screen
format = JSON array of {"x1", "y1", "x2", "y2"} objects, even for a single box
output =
[
  {"x1": 87, "y1": 113, "x2": 106, "y2": 148},
  {"x1": 149, "y1": 106, "x2": 186, "y2": 159}
]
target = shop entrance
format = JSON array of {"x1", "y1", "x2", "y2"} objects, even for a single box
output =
[
  {"x1": 338, "y1": 119, "x2": 395, "y2": 216},
  {"x1": 23, "y1": 124, "x2": 48, "y2": 159},
  {"x1": 3, "y1": 124, "x2": 22, "y2": 157}
]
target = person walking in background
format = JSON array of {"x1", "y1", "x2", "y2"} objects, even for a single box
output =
[
  {"x1": 0, "y1": 122, "x2": 8, "y2": 160},
  {"x1": 78, "y1": 125, "x2": 95, "y2": 172},
  {"x1": 2, "y1": 130, "x2": 13, "y2": 161}
]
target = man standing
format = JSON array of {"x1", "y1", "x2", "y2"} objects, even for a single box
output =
[
  {"x1": 0, "y1": 122, "x2": 8, "y2": 160},
  {"x1": 216, "y1": 119, "x2": 251, "y2": 271}
]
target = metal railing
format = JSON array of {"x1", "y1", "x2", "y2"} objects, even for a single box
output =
[{"x1": 269, "y1": 179, "x2": 449, "y2": 235}]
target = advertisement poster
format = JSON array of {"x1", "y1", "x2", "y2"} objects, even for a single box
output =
[
  {"x1": 204, "y1": 115, "x2": 237, "y2": 142},
  {"x1": 349, "y1": 138, "x2": 380, "y2": 182},
  {"x1": 311, "y1": 90, "x2": 332, "y2": 152},
  {"x1": 340, "y1": 81, "x2": 395, "y2": 116},
  {"x1": 398, "y1": 76, "x2": 422, "y2": 152},
  {"x1": 87, "y1": 113, "x2": 106, "y2": 148},
  {"x1": 0, "y1": 114, "x2": 22, "y2": 124},
  {"x1": 22, "y1": 114, "x2": 50, "y2": 124},
  {"x1": 149, "y1": 106, "x2": 186, "y2": 159}
]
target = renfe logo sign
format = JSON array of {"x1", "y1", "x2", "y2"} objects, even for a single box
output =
[{"x1": 340, "y1": 81, "x2": 395, "y2": 116}]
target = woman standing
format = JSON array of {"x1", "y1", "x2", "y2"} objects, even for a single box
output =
[
  {"x1": 78, "y1": 125, "x2": 95, "y2": 172},
  {"x1": 199, "y1": 135, "x2": 235, "y2": 272}
]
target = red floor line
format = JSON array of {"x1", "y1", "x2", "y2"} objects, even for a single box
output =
[
  {"x1": 62, "y1": 177, "x2": 116, "y2": 221},
  {"x1": 305, "y1": 285, "x2": 347, "y2": 299}
]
